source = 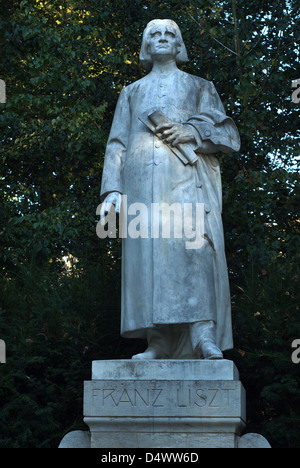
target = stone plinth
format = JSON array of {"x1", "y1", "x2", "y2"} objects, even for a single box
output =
[{"x1": 83, "y1": 359, "x2": 246, "y2": 448}]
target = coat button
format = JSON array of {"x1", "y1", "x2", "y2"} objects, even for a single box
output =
[{"x1": 205, "y1": 129, "x2": 211, "y2": 137}]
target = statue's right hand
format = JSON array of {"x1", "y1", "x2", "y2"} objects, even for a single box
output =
[{"x1": 100, "y1": 192, "x2": 121, "y2": 217}]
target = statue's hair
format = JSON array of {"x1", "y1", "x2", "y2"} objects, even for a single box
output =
[{"x1": 139, "y1": 19, "x2": 189, "y2": 70}]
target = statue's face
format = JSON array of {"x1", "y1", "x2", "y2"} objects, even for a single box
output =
[{"x1": 147, "y1": 24, "x2": 180, "y2": 62}]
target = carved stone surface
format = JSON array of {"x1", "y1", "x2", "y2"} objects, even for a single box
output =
[
  {"x1": 238, "y1": 433, "x2": 271, "y2": 448},
  {"x1": 83, "y1": 359, "x2": 246, "y2": 448},
  {"x1": 58, "y1": 430, "x2": 91, "y2": 449},
  {"x1": 99, "y1": 19, "x2": 241, "y2": 359},
  {"x1": 91, "y1": 358, "x2": 240, "y2": 380},
  {"x1": 57, "y1": 20, "x2": 271, "y2": 449}
]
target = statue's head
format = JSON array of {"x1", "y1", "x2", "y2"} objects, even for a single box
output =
[{"x1": 139, "y1": 19, "x2": 189, "y2": 70}]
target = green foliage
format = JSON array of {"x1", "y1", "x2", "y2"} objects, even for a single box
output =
[{"x1": 0, "y1": 0, "x2": 299, "y2": 448}]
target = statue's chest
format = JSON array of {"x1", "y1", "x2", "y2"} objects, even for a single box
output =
[{"x1": 129, "y1": 77, "x2": 199, "y2": 122}]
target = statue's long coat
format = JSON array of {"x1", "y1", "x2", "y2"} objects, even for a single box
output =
[{"x1": 100, "y1": 69, "x2": 240, "y2": 352}]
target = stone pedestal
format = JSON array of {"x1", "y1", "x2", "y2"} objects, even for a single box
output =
[{"x1": 83, "y1": 359, "x2": 246, "y2": 449}]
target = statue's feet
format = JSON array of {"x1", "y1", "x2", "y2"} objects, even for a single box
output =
[
  {"x1": 201, "y1": 341, "x2": 223, "y2": 360},
  {"x1": 131, "y1": 346, "x2": 162, "y2": 360}
]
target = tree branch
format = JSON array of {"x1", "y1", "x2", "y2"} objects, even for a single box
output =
[{"x1": 187, "y1": 11, "x2": 238, "y2": 56}]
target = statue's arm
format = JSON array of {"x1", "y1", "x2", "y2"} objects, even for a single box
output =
[
  {"x1": 100, "y1": 87, "x2": 130, "y2": 204},
  {"x1": 186, "y1": 81, "x2": 241, "y2": 154}
]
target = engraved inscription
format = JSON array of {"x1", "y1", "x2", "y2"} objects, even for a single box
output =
[
  {"x1": 84, "y1": 377, "x2": 245, "y2": 421},
  {"x1": 85, "y1": 380, "x2": 244, "y2": 418},
  {"x1": 176, "y1": 386, "x2": 223, "y2": 408},
  {"x1": 91, "y1": 384, "x2": 235, "y2": 409},
  {"x1": 92, "y1": 387, "x2": 164, "y2": 407}
]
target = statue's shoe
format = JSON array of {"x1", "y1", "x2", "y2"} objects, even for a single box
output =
[
  {"x1": 131, "y1": 346, "x2": 163, "y2": 360},
  {"x1": 201, "y1": 341, "x2": 223, "y2": 360}
]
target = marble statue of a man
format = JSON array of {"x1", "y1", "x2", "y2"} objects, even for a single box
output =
[{"x1": 100, "y1": 19, "x2": 240, "y2": 360}]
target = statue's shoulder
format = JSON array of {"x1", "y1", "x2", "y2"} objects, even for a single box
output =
[
  {"x1": 179, "y1": 69, "x2": 210, "y2": 87},
  {"x1": 122, "y1": 75, "x2": 150, "y2": 93}
]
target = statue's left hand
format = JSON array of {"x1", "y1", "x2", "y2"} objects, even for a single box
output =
[{"x1": 155, "y1": 123, "x2": 196, "y2": 147}]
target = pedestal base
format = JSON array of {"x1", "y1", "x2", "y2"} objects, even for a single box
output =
[{"x1": 83, "y1": 359, "x2": 246, "y2": 449}]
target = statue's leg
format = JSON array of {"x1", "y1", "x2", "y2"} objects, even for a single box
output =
[
  {"x1": 190, "y1": 320, "x2": 223, "y2": 360},
  {"x1": 131, "y1": 326, "x2": 171, "y2": 360}
]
